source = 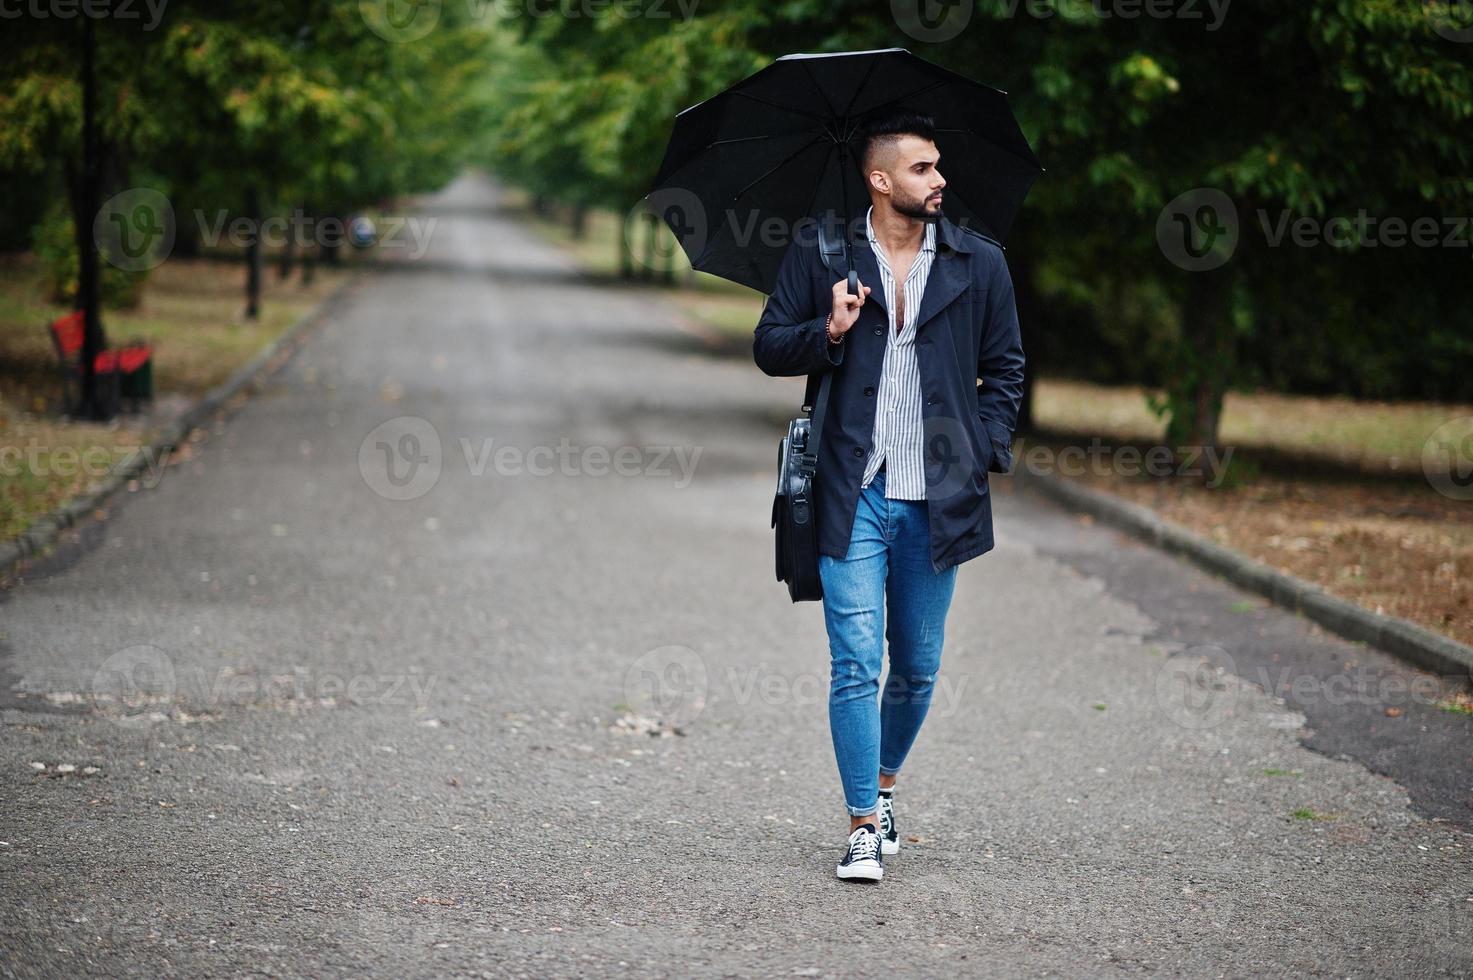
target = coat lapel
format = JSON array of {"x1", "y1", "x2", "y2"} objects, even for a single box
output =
[
  {"x1": 849, "y1": 236, "x2": 887, "y2": 317},
  {"x1": 913, "y1": 217, "x2": 975, "y2": 334},
  {"x1": 845, "y1": 214, "x2": 975, "y2": 332}
]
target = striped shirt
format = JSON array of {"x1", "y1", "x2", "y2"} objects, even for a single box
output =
[{"x1": 860, "y1": 206, "x2": 936, "y2": 500}]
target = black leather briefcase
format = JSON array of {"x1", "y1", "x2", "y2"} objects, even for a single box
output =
[{"x1": 771, "y1": 219, "x2": 855, "y2": 603}]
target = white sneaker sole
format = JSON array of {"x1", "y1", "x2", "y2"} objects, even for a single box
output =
[
  {"x1": 836, "y1": 860, "x2": 883, "y2": 882},
  {"x1": 881, "y1": 837, "x2": 899, "y2": 855}
]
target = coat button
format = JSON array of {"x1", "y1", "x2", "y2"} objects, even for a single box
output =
[
  {"x1": 873, "y1": 327, "x2": 882, "y2": 335},
  {"x1": 863, "y1": 386, "x2": 875, "y2": 396},
  {"x1": 852, "y1": 447, "x2": 864, "y2": 458}
]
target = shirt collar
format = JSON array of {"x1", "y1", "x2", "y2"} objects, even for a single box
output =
[{"x1": 864, "y1": 205, "x2": 937, "y2": 259}]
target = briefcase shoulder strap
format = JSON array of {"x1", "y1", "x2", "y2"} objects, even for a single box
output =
[{"x1": 803, "y1": 215, "x2": 848, "y2": 414}]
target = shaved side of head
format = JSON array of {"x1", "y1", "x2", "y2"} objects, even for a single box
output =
[{"x1": 854, "y1": 109, "x2": 937, "y2": 189}]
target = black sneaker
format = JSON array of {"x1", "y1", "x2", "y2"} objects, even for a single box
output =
[
  {"x1": 836, "y1": 822, "x2": 884, "y2": 882},
  {"x1": 878, "y1": 787, "x2": 899, "y2": 855}
]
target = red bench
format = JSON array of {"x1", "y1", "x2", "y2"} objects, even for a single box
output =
[{"x1": 48, "y1": 310, "x2": 154, "y2": 416}]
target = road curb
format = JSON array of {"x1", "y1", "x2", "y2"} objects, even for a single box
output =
[
  {"x1": 1014, "y1": 465, "x2": 1473, "y2": 681},
  {"x1": 1, "y1": 273, "x2": 363, "y2": 580}
]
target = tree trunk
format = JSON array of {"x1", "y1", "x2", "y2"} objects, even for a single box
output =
[
  {"x1": 1166, "y1": 268, "x2": 1233, "y2": 469},
  {"x1": 320, "y1": 213, "x2": 342, "y2": 267},
  {"x1": 640, "y1": 211, "x2": 656, "y2": 282},
  {"x1": 278, "y1": 203, "x2": 302, "y2": 281},
  {"x1": 75, "y1": 16, "x2": 111, "y2": 420},
  {"x1": 301, "y1": 207, "x2": 318, "y2": 285},
  {"x1": 244, "y1": 186, "x2": 262, "y2": 320},
  {"x1": 660, "y1": 223, "x2": 675, "y2": 285},
  {"x1": 618, "y1": 213, "x2": 634, "y2": 280}
]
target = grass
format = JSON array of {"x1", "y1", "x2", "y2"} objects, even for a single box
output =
[
  {"x1": 0, "y1": 253, "x2": 349, "y2": 541},
  {"x1": 1290, "y1": 807, "x2": 1337, "y2": 821},
  {"x1": 1435, "y1": 692, "x2": 1473, "y2": 716},
  {"x1": 1030, "y1": 378, "x2": 1467, "y2": 476}
]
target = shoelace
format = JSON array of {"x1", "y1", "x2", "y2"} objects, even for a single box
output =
[
  {"x1": 879, "y1": 797, "x2": 893, "y2": 837},
  {"x1": 847, "y1": 827, "x2": 880, "y2": 862}
]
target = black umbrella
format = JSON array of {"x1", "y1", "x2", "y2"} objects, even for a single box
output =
[{"x1": 647, "y1": 47, "x2": 1043, "y2": 295}]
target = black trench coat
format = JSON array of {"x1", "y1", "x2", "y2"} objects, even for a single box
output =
[{"x1": 753, "y1": 215, "x2": 1026, "y2": 573}]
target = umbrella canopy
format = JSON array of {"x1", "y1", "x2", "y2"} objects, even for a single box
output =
[{"x1": 647, "y1": 47, "x2": 1043, "y2": 294}]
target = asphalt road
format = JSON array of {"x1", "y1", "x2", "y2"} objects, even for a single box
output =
[{"x1": 2, "y1": 172, "x2": 1470, "y2": 978}]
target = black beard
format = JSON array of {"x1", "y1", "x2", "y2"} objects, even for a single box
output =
[{"x1": 893, "y1": 191, "x2": 942, "y2": 222}]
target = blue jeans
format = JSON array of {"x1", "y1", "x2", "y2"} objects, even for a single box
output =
[{"x1": 819, "y1": 465, "x2": 959, "y2": 817}]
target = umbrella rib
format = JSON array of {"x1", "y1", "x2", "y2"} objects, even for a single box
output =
[
  {"x1": 839, "y1": 54, "x2": 883, "y2": 121},
  {"x1": 726, "y1": 134, "x2": 826, "y2": 208},
  {"x1": 850, "y1": 78, "x2": 950, "y2": 120},
  {"x1": 798, "y1": 59, "x2": 839, "y2": 118},
  {"x1": 730, "y1": 89, "x2": 830, "y2": 123},
  {"x1": 706, "y1": 130, "x2": 821, "y2": 149}
]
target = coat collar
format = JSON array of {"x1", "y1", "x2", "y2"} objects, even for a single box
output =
[{"x1": 849, "y1": 209, "x2": 975, "y2": 331}]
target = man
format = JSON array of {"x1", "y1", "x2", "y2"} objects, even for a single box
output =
[{"x1": 752, "y1": 109, "x2": 1026, "y2": 883}]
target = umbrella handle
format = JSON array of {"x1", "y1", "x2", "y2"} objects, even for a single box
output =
[{"x1": 847, "y1": 270, "x2": 858, "y2": 297}]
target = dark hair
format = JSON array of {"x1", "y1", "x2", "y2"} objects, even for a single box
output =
[{"x1": 853, "y1": 109, "x2": 937, "y2": 174}]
